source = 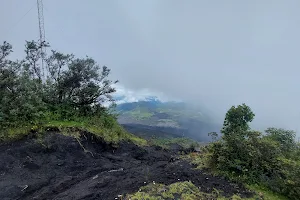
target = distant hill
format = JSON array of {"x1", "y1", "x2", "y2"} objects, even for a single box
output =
[{"x1": 115, "y1": 98, "x2": 221, "y2": 141}]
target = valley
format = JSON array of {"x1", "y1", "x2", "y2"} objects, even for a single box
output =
[{"x1": 116, "y1": 99, "x2": 221, "y2": 141}]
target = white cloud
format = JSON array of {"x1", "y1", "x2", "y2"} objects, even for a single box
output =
[{"x1": 113, "y1": 84, "x2": 180, "y2": 104}]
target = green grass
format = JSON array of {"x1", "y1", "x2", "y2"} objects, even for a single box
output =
[
  {"x1": 183, "y1": 151, "x2": 212, "y2": 170},
  {"x1": 126, "y1": 178, "x2": 287, "y2": 200},
  {"x1": 47, "y1": 120, "x2": 146, "y2": 145},
  {"x1": 0, "y1": 125, "x2": 33, "y2": 142},
  {"x1": 125, "y1": 181, "x2": 274, "y2": 200},
  {"x1": 126, "y1": 181, "x2": 220, "y2": 200},
  {"x1": 0, "y1": 118, "x2": 147, "y2": 146},
  {"x1": 246, "y1": 184, "x2": 289, "y2": 200}
]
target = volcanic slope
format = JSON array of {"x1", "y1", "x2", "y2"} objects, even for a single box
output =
[{"x1": 0, "y1": 131, "x2": 253, "y2": 200}]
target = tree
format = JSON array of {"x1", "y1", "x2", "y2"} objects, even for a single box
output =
[
  {"x1": 44, "y1": 51, "x2": 118, "y2": 118},
  {"x1": 0, "y1": 41, "x2": 45, "y2": 126},
  {"x1": 23, "y1": 40, "x2": 49, "y2": 81},
  {"x1": 212, "y1": 104, "x2": 256, "y2": 174},
  {"x1": 265, "y1": 127, "x2": 296, "y2": 156},
  {"x1": 1, "y1": 39, "x2": 118, "y2": 125},
  {"x1": 0, "y1": 41, "x2": 14, "y2": 124},
  {"x1": 44, "y1": 50, "x2": 74, "y2": 107},
  {"x1": 0, "y1": 41, "x2": 12, "y2": 67},
  {"x1": 221, "y1": 103, "x2": 255, "y2": 141},
  {"x1": 208, "y1": 132, "x2": 218, "y2": 142}
]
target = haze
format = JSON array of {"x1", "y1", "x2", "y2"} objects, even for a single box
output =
[{"x1": 1, "y1": 0, "x2": 300, "y2": 136}]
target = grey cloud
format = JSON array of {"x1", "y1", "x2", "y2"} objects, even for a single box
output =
[{"x1": 1, "y1": 0, "x2": 300, "y2": 136}]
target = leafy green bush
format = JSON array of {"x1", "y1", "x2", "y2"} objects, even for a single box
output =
[{"x1": 206, "y1": 104, "x2": 300, "y2": 199}]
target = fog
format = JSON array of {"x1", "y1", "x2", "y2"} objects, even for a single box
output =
[{"x1": 1, "y1": 0, "x2": 300, "y2": 136}]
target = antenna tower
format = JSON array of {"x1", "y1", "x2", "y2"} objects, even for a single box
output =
[{"x1": 37, "y1": 0, "x2": 46, "y2": 78}]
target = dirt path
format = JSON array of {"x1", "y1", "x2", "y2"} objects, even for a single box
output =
[{"x1": 0, "y1": 132, "x2": 252, "y2": 200}]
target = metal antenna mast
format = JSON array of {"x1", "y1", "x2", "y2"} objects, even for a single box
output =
[{"x1": 37, "y1": 0, "x2": 46, "y2": 78}]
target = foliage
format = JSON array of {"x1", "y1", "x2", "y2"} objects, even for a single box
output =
[
  {"x1": 0, "y1": 41, "x2": 45, "y2": 126},
  {"x1": 221, "y1": 103, "x2": 255, "y2": 142},
  {"x1": 208, "y1": 131, "x2": 218, "y2": 142},
  {"x1": 126, "y1": 181, "x2": 268, "y2": 200},
  {"x1": 205, "y1": 103, "x2": 300, "y2": 199},
  {"x1": 0, "y1": 40, "x2": 117, "y2": 123},
  {"x1": 246, "y1": 184, "x2": 289, "y2": 200},
  {"x1": 0, "y1": 40, "x2": 143, "y2": 145},
  {"x1": 44, "y1": 48, "x2": 118, "y2": 118},
  {"x1": 265, "y1": 127, "x2": 296, "y2": 156},
  {"x1": 184, "y1": 149, "x2": 213, "y2": 170},
  {"x1": 126, "y1": 181, "x2": 220, "y2": 200}
]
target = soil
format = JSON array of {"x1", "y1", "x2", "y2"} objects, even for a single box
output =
[{"x1": 0, "y1": 131, "x2": 253, "y2": 200}]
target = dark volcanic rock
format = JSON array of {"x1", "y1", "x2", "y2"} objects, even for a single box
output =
[{"x1": 0, "y1": 132, "x2": 253, "y2": 200}]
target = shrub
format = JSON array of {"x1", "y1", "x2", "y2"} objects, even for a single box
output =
[{"x1": 207, "y1": 103, "x2": 300, "y2": 199}]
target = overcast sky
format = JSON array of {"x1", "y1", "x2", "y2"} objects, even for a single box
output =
[{"x1": 1, "y1": 0, "x2": 300, "y2": 134}]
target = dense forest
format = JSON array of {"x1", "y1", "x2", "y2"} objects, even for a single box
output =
[{"x1": 1, "y1": 41, "x2": 299, "y2": 199}]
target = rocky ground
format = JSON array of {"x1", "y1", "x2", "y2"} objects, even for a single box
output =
[{"x1": 0, "y1": 131, "x2": 253, "y2": 200}]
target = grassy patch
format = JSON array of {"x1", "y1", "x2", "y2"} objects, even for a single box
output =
[
  {"x1": 126, "y1": 181, "x2": 219, "y2": 200},
  {"x1": 0, "y1": 125, "x2": 33, "y2": 142},
  {"x1": 125, "y1": 181, "x2": 266, "y2": 200},
  {"x1": 46, "y1": 120, "x2": 146, "y2": 145},
  {"x1": 183, "y1": 151, "x2": 212, "y2": 170},
  {"x1": 246, "y1": 184, "x2": 289, "y2": 200},
  {"x1": 125, "y1": 107, "x2": 154, "y2": 120},
  {"x1": 0, "y1": 118, "x2": 147, "y2": 146},
  {"x1": 148, "y1": 137, "x2": 199, "y2": 149}
]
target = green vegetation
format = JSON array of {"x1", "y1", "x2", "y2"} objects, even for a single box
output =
[
  {"x1": 46, "y1": 119, "x2": 146, "y2": 145},
  {"x1": 126, "y1": 181, "x2": 218, "y2": 200},
  {"x1": 117, "y1": 101, "x2": 212, "y2": 125},
  {"x1": 0, "y1": 40, "x2": 146, "y2": 145},
  {"x1": 126, "y1": 181, "x2": 264, "y2": 200},
  {"x1": 148, "y1": 137, "x2": 199, "y2": 149},
  {"x1": 246, "y1": 184, "x2": 289, "y2": 200},
  {"x1": 190, "y1": 104, "x2": 299, "y2": 200},
  {"x1": 125, "y1": 106, "x2": 154, "y2": 120},
  {"x1": 156, "y1": 107, "x2": 206, "y2": 121}
]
